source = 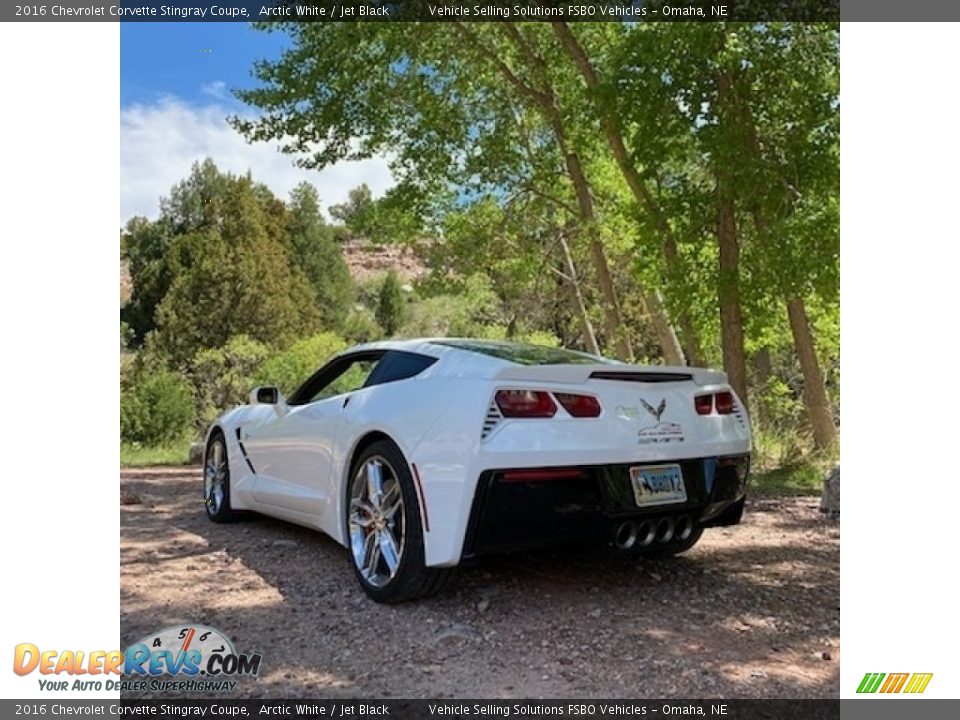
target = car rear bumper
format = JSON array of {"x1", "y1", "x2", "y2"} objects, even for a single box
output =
[{"x1": 460, "y1": 454, "x2": 749, "y2": 560}]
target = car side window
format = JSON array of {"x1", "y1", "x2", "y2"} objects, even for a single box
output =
[{"x1": 307, "y1": 358, "x2": 380, "y2": 403}]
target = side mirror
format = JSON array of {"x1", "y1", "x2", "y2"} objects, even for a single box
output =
[{"x1": 250, "y1": 386, "x2": 282, "y2": 405}]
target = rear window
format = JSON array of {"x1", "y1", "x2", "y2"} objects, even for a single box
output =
[
  {"x1": 432, "y1": 340, "x2": 618, "y2": 366},
  {"x1": 364, "y1": 351, "x2": 437, "y2": 387}
]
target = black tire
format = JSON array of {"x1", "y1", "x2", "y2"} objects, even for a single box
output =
[
  {"x1": 204, "y1": 430, "x2": 242, "y2": 523},
  {"x1": 346, "y1": 440, "x2": 455, "y2": 603},
  {"x1": 637, "y1": 526, "x2": 704, "y2": 558}
]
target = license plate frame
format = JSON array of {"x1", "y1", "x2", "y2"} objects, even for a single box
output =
[{"x1": 629, "y1": 463, "x2": 688, "y2": 507}]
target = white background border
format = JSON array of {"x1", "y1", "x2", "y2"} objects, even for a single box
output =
[
  {"x1": 841, "y1": 22, "x2": 960, "y2": 699},
  {"x1": 1, "y1": 22, "x2": 119, "y2": 698}
]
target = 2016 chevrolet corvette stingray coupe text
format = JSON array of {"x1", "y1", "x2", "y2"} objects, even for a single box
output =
[{"x1": 203, "y1": 339, "x2": 751, "y2": 602}]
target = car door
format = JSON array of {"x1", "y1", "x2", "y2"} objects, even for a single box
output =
[{"x1": 243, "y1": 352, "x2": 384, "y2": 518}]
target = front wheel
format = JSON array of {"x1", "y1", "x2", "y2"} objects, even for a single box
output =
[
  {"x1": 347, "y1": 440, "x2": 455, "y2": 603},
  {"x1": 204, "y1": 431, "x2": 241, "y2": 523}
]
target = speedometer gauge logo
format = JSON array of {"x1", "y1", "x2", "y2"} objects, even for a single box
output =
[{"x1": 124, "y1": 625, "x2": 260, "y2": 678}]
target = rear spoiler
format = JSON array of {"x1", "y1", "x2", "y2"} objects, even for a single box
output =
[{"x1": 493, "y1": 363, "x2": 728, "y2": 387}]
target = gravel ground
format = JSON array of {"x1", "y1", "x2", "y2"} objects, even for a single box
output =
[{"x1": 120, "y1": 468, "x2": 839, "y2": 699}]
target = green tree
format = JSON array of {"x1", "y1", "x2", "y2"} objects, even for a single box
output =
[
  {"x1": 328, "y1": 184, "x2": 373, "y2": 232},
  {"x1": 376, "y1": 270, "x2": 406, "y2": 336},
  {"x1": 232, "y1": 22, "x2": 650, "y2": 360},
  {"x1": 121, "y1": 216, "x2": 175, "y2": 346},
  {"x1": 148, "y1": 163, "x2": 321, "y2": 365},
  {"x1": 287, "y1": 182, "x2": 355, "y2": 330}
]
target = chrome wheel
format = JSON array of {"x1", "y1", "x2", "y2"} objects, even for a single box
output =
[
  {"x1": 348, "y1": 456, "x2": 405, "y2": 588},
  {"x1": 204, "y1": 438, "x2": 227, "y2": 515}
]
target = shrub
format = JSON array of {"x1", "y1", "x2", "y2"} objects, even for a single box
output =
[
  {"x1": 341, "y1": 307, "x2": 383, "y2": 344},
  {"x1": 254, "y1": 332, "x2": 349, "y2": 396},
  {"x1": 189, "y1": 335, "x2": 271, "y2": 430},
  {"x1": 120, "y1": 369, "x2": 195, "y2": 446}
]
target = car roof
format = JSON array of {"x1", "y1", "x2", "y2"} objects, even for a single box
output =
[
  {"x1": 344, "y1": 337, "x2": 500, "y2": 360},
  {"x1": 344, "y1": 338, "x2": 616, "y2": 367}
]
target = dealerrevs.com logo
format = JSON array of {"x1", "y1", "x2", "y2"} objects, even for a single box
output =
[
  {"x1": 857, "y1": 672, "x2": 933, "y2": 694},
  {"x1": 13, "y1": 625, "x2": 262, "y2": 693}
]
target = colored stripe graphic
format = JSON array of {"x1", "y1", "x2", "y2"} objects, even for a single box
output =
[
  {"x1": 880, "y1": 673, "x2": 909, "y2": 693},
  {"x1": 856, "y1": 673, "x2": 885, "y2": 693},
  {"x1": 857, "y1": 672, "x2": 932, "y2": 694},
  {"x1": 904, "y1": 673, "x2": 933, "y2": 694}
]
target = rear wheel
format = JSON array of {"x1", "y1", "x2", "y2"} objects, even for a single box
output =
[
  {"x1": 347, "y1": 440, "x2": 455, "y2": 603},
  {"x1": 204, "y1": 431, "x2": 241, "y2": 523}
]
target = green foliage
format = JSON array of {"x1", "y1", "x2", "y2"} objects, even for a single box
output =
[
  {"x1": 151, "y1": 167, "x2": 321, "y2": 365},
  {"x1": 189, "y1": 335, "x2": 271, "y2": 431},
  {"x1": 328, "y1": 184, "x2": 373, "y2": 232},
  {"x1": 120, "y1": 368, "x2": 195, "y2": 446},
  {"x1": 376, "y1": 270, "x2": 407, "y2": 336},
  {"x1": 750, "y1": 462, "x2": 823, "y2": 497},
  {"x1": 120, "y1": 321, "x2": 134, "y2": 353},
  {"x1": 341, "y1": 307, "x2": 384, "y2": 344},
  {"x1": 122, "y1": 161, "x2": 347, "y2": 365},
  {"x1": 121, "y1": 440, "x2": 191, "y2": 467},
  {"x1": 253, "y1": 332, "x2": 348, "y2": 396},
  {"x1": 287, "y1": 182, "x2": 355, "y2": 329}
]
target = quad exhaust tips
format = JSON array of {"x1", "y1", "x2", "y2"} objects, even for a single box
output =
[
  {"x1": 613, "y1": 515, "x2": 693, "y2": 550},
  {"x1": 636, "y1": 520, "x2": 656, "y2": 547},
  {"x1": 674, "y1": 515, "x2": 694, "y2": 542},
  {"x1": 613, "y1": 521, "x2": 638, "y2": 550}
]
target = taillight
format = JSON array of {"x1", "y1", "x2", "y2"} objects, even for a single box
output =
[
  {"x1": 715, "y1": 391, "x2": 735, "y2": 414},
  {"x1": 495, "y1": 390, "x2": 557, "y2": 418},
  {"x1": 694, "y1": 395, "x2": 713, "y2": 415},
  {"x1": 694, "y1": 392, "x2": 736, "y2": 415},
  {"x1": 554, "y1": 392, "x2": 602, "y2": 418}
]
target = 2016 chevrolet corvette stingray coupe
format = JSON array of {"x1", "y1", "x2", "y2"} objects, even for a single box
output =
[{"x1": 203, "y1": 339, "x2": 751, "y2": 602}]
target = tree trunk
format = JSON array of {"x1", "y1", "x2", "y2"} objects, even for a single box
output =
[
  {"x1": 561, "y1": 141, "x2": 633, "y2": 361},
  {"x1": 662, "y1": 235, "x2": 702, "y2": 366},
  {"x1": 750, "y1": 202, "x2": 836, "y2": 451},
  {"x1": 552, "y1": 21, "x2": 693, "y2": 366},
  {"x1": 644, "y1": 289, "x2": 685, "y2": 365},
  {"x1": 558, "y1": 232, "x2": 601, "y2": 356},
  {"x1": 786, "y1": 297, "x2": 837, "y2": 450},
  {"x1": 453, "y1": 21, "x2": 635, "y2": 361},
  {"x1": 717, "y1": 190, "x2": 749, "y2": 405},
  {"x1": 714, "y1": 65, "x2": 749, "y2": 406}
]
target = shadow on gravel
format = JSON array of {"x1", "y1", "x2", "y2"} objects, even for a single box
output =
[{"x1": 121, "y1": 473, "x2": 839, "y2": 699}]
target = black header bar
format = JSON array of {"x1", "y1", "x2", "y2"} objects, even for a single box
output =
[{"x1": 8, "y1": 0, "x2": 853, "y2": 23}]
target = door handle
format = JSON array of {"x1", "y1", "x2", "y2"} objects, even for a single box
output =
[{"x1": 342, "y1": 396, "x2": 351, "y2": 408}]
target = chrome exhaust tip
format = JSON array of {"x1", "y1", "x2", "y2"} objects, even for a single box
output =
[
  {"x1": 674, "y1": 515, "x2": 694, "y2": 542},
  {"x1": 655, "y1": 516, "x2": 675, "y2": 544},
  {"x1": 613, "y1": 521, "x2": 638, "y2": 550},
  {"x1": 636, "y1": 520, "x2": 657, "y2": 547}
]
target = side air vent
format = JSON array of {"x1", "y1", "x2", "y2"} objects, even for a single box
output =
[
  {"x1": 234, "y1": 428, "x2": 256, "y2": 473},
  {"x1": 481, "y1": 401, "x2": 503, "y2": 440},
  {"x1": 589, "y1": 371, "x2": 693, "y2": 383}
]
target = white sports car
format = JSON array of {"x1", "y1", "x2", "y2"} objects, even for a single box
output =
[{"x1": 203, "y1": 339, "x2": 751, "y2": 602}]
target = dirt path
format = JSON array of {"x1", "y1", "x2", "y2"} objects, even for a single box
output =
[{"x1": 120, "y1": 468, "x2": 839, "y2": 699}]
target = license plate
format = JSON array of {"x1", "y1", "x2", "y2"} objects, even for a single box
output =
[{"x1": 630, "y1": 464, "x2": 687, "y2": 507}]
